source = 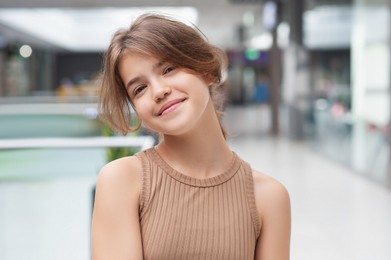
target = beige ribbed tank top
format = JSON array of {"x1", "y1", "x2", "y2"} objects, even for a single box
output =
[{"x1": 136, "y1": 148, "x2": 261, "y2": 260}]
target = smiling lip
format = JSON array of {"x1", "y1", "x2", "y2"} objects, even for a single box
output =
[{"x1": 157, "y1": 98, "x2": 186, "y2": 116}]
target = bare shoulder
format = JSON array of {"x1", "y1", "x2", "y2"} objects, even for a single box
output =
[
  {"x1": 92, "y1": 155, "x2": 144, "y2": 259},
  {"x1": 252, "y1": 170, "x2": 291, "y2": 259},
  {"x1": 95, "y1": 155, "x2": 143, "y2": 203},
  {"x1": 252, "y1": 169, "x2": 291, "y2": 220},
  {"x1": 98, "y1": 155, "x2": 142, "y2": 182}
]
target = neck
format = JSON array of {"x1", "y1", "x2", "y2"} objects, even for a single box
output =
[{"x1": 155, "y1": 104, "x2": 232, "y2": 179}]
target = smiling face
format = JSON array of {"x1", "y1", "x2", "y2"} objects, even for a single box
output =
[
  {"x1": 119, "y1": 53, "x2": 213, "y2": 136},
  {"x1": 99, "y1": 14, "x2": 228, "y2": 137}
]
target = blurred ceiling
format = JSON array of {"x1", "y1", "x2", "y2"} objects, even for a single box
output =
[
  {"x1": 0, "y1": 0, "x2": 262, "y2": 52},
  {"x1": 0, "y1": 0, "x2": 355, "y2": 52}
]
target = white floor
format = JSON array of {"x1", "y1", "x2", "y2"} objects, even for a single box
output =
[
  {"x1": 1, "y1": 105, "x2": 391, "y2": 260},
  {"x1": 229, "y1": 136, "x2": 391, "y2": 260}
]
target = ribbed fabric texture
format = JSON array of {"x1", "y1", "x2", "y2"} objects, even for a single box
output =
[{"x1": 136, "y1": 148, "x2": 261, "y2": 260}]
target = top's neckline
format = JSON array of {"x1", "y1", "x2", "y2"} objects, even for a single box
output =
[{"x1": 146, "y1": 148, "x2": 241, "y2": 187}]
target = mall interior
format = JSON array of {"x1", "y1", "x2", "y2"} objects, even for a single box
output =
[{"x1": 0, "y1": 0, "x2": 391, "y2": 259}]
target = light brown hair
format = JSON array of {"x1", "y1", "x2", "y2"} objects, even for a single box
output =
[{"x1": 99, "y1": 13, "x2": 228, "y2": 138}]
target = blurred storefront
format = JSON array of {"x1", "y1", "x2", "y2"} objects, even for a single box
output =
[
  {"x1": 305, "y1": 0, "x2": 391, "y2": 187},
  {"x1": 350, "y1": 0, "x2": 390, "y2": 186}
]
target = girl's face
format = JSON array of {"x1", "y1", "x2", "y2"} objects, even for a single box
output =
[{"x1": 118, "y1": 53, "x2": 213, "y2": 136}]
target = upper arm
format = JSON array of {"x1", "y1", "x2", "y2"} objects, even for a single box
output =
[
  {"x1": 91, "y1": 156, "x2": 143, "y2": 260},
  {"x1": 253, "y1": 171, "x2": 291, "y2": 260}
]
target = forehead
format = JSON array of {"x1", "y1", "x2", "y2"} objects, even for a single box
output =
[
  {"x1": 119, "y1": 53, "x2": 159, "y2": 71},
  {"x1": 120, "y1": 51, "x2": 156, "y2": 63},
  {"x1": 120, "y1": 48, "x2": 165, "y2": 63}
]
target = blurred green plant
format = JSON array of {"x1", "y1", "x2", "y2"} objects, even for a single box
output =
[{"x1": 102, "y1": 124, "x2": 139, "y2": 162}]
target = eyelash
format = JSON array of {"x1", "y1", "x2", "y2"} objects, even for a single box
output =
[
  {"x1": 163, "y1": 66, "x2": 175, "y2": 74},
  {"x1": 133, "y1": 85, "x2": 146, "y2": 96}
]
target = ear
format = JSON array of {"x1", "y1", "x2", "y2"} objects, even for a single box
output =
[{"x1": 203, "y1": 73, "x2": 216, "y2": 87}]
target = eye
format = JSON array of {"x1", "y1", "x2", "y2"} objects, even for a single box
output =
[
  {"x1": 133, "y1": 84, "x2": 147, "y2": 96},
  {"x1": 163, "y1": 66, "x2": 175, "y2": 75}
]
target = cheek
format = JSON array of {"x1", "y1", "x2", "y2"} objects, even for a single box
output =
[{"x1": 133, "y1": 101, "x2": 151, "y2": 121}]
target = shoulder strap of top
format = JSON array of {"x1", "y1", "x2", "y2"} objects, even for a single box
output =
[
  {"x1": 135, "y1": 149, "x2": 152, "y2": 215},
  {"x1": 243, "y1": 161, "x2": 262, "y2": 238}
]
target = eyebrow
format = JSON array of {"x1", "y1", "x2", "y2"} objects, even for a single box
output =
[
  {"x1": 125, "y1": 61, "x2": 165, "y2": 90},
  {"x1": 125, "y1": 77, "x2": 141, "y2": 91}
]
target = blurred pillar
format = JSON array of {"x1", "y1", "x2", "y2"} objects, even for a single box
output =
[
  {"x1": 237, "y1": 24, "x2": 247, "y2": 104},
  {"x1": 264, "y1": 0, "x2": 283, "y2": 136},
  {"x1": 281, "y1": 0, "x2": 310, "y2": 140},
  {"x1": 389, "y1": 0, "x2": 391, "y2": 189},
  {"x1": 269, "y1": 19, "x2": 281, "y2": 135},
  {"x1": 0, "y1": 52, "x2": 4, "y2": 96}
]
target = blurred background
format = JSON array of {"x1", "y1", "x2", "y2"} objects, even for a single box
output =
[{"x1": 0, "y1": 0, "x2": 390, "y2": 259}]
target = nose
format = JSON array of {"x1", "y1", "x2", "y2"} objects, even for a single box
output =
[{"x1": 152, "y1": 81, "x2": 171, "y2": 102}]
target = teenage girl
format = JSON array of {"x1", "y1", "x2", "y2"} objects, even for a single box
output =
[{"x1": 91, "y1": 13, "x2": 291, "y2": 260}]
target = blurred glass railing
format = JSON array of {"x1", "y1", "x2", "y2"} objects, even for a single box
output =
[
  {"x1": 0, "y1": 97, "x2": 101, "y2": 139},
  {"x1": 0, "y1": 98, "x2": 154, "y2": 179},
  {"x1": 0, "y1": 99, "x2": 154, "y2": 259}
]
